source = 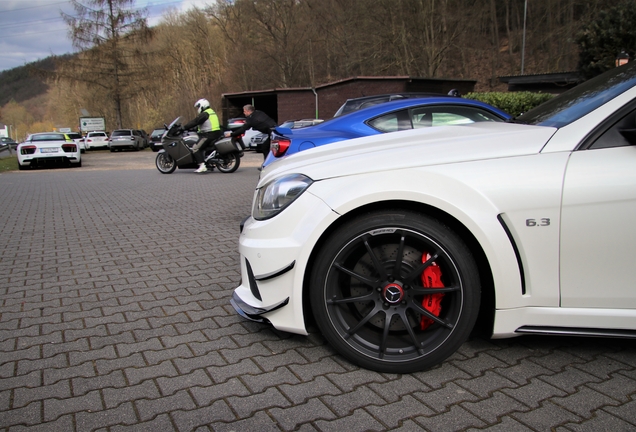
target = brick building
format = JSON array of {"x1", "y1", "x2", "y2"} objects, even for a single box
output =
[{"x1": 221, "y1": 76, "x2": 476, "y2": 124}]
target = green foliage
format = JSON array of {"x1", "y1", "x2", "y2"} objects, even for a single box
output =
[
  {"x1": 577, "y1": 1, "x2": 636, "y2": 79},
  {"x1": 464, "y1": 92, "x2": 554, "y2": 117}
]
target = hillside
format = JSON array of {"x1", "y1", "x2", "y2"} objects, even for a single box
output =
[{"x1": 0, "y1": 57, "x2": 64, "y2": 106}]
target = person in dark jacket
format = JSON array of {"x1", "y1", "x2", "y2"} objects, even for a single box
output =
[
  {"x1": 226, "y1": 105, "x2": 276, "y2": 160},
  {"x1": 183, "y1": 98, "x2": 222, "y2": 173}
]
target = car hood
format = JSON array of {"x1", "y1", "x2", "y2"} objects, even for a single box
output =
[{"x1": 259, "y1": 122, "x2": 557, "y2": 185}]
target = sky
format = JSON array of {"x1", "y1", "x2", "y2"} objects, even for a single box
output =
[{"x1": 0, "y1": 0, "x2": 211, "y2": 72}]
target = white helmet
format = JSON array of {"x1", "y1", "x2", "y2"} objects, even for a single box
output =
[{"x1": 194, "y1": 98, "x2": 209, "y2": 114}]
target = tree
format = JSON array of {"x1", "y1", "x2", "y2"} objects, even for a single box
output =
[
  {"x1": 61, "y1": 0, "x2": 151, "y2": 128},
  {"x1": 577, "y1": 1, "x2": 636, "y2": 78}
]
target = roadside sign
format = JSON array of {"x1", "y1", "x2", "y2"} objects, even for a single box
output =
[{"x1": 80, "y1": 117, "x2": 106, "y2": 132}]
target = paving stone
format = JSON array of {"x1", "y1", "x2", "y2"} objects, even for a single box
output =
[
  {"x1": 414, "y1": 404, "x2": 487, "y2": 431},
  {"x1": 5, "y1": 414, "x2": 74, "y2": 431},
  {"x1": 109, "y1": 413, "x2": 176, "y2": 432},
  {"x1": 455, "y1": 370, "x2": 519, "y2": 398},
  {"x1": 539, "y1": 366, "x2": 603, "y2": 393},
  {"x1": 0, "y1": 370, "x2": 41, "y2": 391},
  {"x1": 602, "y1": 398, "x2": 636, "y2": 424},
  {"x1": 367, "y1": 394, "x2": 435, "y2": 428},
  {"x1": 210, "y1": 410, "x2": 278, "y2": 432},
  {"x1": 461, "y1": 390, "x2": 530, "y2": 423},
  {"x1": 414, "y1": 381, "x2": 480, "y2": 412},
  {"x1": 559, "y1": 409, "x2": 636, "y2": 431},
  {"x1": 322, "y1": 386, "x2": 387, "y2": 416},
  {"x1": 13, "y1": 379, "x2": 72, "y2": 408},
  {"x1": 135, "y1": 390, "x2": 196, "y2": 422},
  {"x1": 314, "y1": 408, "x2": 385, "y2": 432},
  {"x1": 227, "y1": 387, "x2": 292, "y2": 418},
  {"x1": 103, "y1": 379, "x2": 161, "y2": 409},
  {"x1": 501, "y1": 377, "x2": 567, "y2": 409},
  {"x1": 588, "y1": 373, "x2": 636, "y2": 403},
  {"x1": 156, "y1": 369, "x2": 213, "y2": 395},
  {"x1": 190, "y1": 377, "x2": 251, "y2": 406},
  {"x1": 241, "y1": 366, "x2": 300, "y2": 393},
  {"x1": 44, "y1": 390, "x2": 102, "y2": 422},
  {"x1": 278, "y1": 376, "x2": 342, "y2": 404},
  {"x1": 206, "y1": 358, "x2": 262, "y2": 384},
  {"x1": 551, "y1": 386, "x2": 620, "y2": 417},
  {"x1": 74, "y1": 402, "x2": 138, "y2": 432},
  {"x1": 510, "y1": 400, "x2": 583, "y2": 430},
  {"x1": 72, "y1": 370, "x2": 128, "y2": 397},
  {"x1": 367, "y1": 374, "x2": 426, "y2": 403},
  {"x1": 270, "y1": 398, "x2": 337, "y2": 430},
  {"x1": 95, "y1": 353, "x2": 146, "y2": 376}
]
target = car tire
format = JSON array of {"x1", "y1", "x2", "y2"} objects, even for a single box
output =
[
  {"x1": 310, "y1": 209, "x2": 481, "y2": 373},
  {"x1": 18, "y1": 163, "x2": 27, "y2": 170}
]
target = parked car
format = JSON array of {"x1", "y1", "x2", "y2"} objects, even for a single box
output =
[
  {"x1": 227, "y1": 117, "x2": 261, "y2": 150},
  {"x1": 264, "y1": 97, "x2": 511, "y2": 166},
  {"x1": 149, "y1": 128, "x2": 166, "y2": 152},
  {"x1": 84, "y1": 131, "x2": 109, "y2": 150},
  {"x1": 232, "y1": 61, "x2": 636, "y2": 373},
  {"x1": 278, "y1": 119, "x2": 325, "y2": 129},
  {"x1": 17, "y1": 132, "x2": 81, "y2": 170},
  {"x1": 109, "y1": 129, "x2": 144, "y2": 151},
  {"x1": 66, "y1": 132, "x2": 86, "y2": 153},
  {"x1": 333, "y1": 92, "x2": 449, "y2": 117},
  {"x1": 0, "y1": 136, "x2": 18, "y2": 149},
  {"x1": 249, "y1": 119, "x2": 324, "y2": 154},
  {"x1": 138, "y1": 130, "x2": 150, "y2": 148}
]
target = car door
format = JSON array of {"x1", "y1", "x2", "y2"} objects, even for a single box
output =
[{"x1": 559, "y1": 104, "x2": 636, "y2": 309}]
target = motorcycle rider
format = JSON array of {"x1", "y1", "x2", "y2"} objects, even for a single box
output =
[
  {"x1": 225, "y1": 104, "x2": 276, "y2": 160},
  {"x1": 182, "y1": 98, "x2": 223, "y2": 173}
]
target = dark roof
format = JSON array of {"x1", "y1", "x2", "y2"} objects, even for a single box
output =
[{"x1": 498, "y1": 71, "x2": 583, "y2": 85}]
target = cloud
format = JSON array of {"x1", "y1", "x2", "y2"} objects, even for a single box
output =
[{"x1": 0, "y1": 0, "x2": 213, "y2": 72}]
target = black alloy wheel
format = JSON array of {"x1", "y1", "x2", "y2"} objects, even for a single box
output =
[{"x1": 310, "y1": 209, "x2": 481, "y2": 373}]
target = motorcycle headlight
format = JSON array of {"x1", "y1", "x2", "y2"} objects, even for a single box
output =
[{"x1": 253, "y1": 174, "x2": 313, "y2": 220}]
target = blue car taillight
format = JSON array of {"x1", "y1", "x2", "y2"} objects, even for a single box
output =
[{"x1": 271, "y1": 138, "x2": 291, "y2": 157}]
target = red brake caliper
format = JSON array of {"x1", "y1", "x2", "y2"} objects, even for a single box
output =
[{"x1": 420, "y1": 252, "x2": 445, "y2": 330}]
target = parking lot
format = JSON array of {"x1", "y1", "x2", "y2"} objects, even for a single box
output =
[{"x1": 1, "y1": 149, "x2": 635, "y2": 431}]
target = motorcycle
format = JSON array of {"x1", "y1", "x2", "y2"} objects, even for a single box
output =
[{"x1": 155, "y1": 117, "x2": 243, "y2": 174}]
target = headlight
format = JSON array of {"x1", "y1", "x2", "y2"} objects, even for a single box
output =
[{"x1": 253, "y1": 174, "x2": 313, "y2": 220}]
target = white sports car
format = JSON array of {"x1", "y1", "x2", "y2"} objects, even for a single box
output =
[
  {"x1": 17, "y1": 132, "x2": 82, "y2": 170},
  {"x1": 232, "y1": 62, "x2": 636, "y2": 373}
]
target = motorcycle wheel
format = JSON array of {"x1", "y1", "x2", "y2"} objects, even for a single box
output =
[
  {"x1": 215, "y1": 153, "x2": 240, "y2": 173},
  {"x1": 156, "y1": 152, "x2": 176, "y2": 174}
]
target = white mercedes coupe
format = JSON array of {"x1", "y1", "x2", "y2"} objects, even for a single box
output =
[{"x1": 232, "y1": 62, "x2": 636, "y2": 373}]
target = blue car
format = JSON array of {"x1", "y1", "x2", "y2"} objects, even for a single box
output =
[{"x1": 264, "y1": 97, "x2": 511, "y2": 167}]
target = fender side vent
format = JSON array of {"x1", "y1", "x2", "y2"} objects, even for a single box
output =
[{"x1": 497, "y1": 214, "x2": 526, "y2": 295}]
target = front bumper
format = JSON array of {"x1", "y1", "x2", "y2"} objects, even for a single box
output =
[{"x1": 231, "y1": 191, "x2": 339, "y2": 334}]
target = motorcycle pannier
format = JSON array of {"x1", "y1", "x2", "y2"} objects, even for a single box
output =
[{"x1": 215, "y1": 138, "x2": 240, "y2": 155}]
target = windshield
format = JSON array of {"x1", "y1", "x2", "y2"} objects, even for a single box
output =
[{"x1": 514, "y1": 62, "x2": 636, "y2": 127}]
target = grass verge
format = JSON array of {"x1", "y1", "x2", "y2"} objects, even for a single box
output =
[{"x1": 0, "y1": 156, "x2": 19, "y2": 172}]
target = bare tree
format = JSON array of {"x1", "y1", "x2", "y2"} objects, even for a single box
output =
[{"x1": 61, "y1": 0, "x2": 151, "y2": 128}]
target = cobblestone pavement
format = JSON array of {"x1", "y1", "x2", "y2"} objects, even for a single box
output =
[{"x1": 1, "y1": 150, "x2": 635, "y2": 432}]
